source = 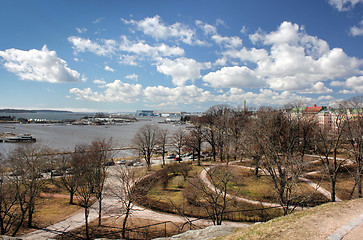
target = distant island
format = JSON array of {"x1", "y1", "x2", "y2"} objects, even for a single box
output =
[{"x1": 0, "y1": 109, "x2": 73, "y2": 113}]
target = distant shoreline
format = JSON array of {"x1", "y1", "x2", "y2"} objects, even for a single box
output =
[{"x1": 0, "y1": 109, "x2": 73, "y2": 114}]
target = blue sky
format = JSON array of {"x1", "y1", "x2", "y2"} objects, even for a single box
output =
[{"x1": 0, "y1": 0, "x2": 362, "y2": 113}]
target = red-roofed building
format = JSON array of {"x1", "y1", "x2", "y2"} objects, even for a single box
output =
[{"x1": 304, "y1": 104, "x2": 325, "y2": 114}]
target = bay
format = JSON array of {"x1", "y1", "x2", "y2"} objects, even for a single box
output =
[{"x1": 0, "y1": 117, "x2": 184, "y2": 159}]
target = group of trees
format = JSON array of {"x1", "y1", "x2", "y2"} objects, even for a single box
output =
[
  {"x1": 0, "y1": 138, "x2": 113, "y2": 238},
  {"x1": 184, "y1": 97, "x2": 362, "y2": 213},
  {"x1": 131, "y1": 97, "x2": 362, "y2": 217},
  {"x1": 58, "y1": 138, "x2": 113, "y2": 239},
  {"x1": 0, "y1": 145, "x2": 53, "y2": 236}
]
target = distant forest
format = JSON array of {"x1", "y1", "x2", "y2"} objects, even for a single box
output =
[{"x1": 0, "y1": 109, "x2": 72, "y2": 113}]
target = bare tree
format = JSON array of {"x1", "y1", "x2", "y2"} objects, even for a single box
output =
[
  {"x1": 111, "y1": 166, "x2": 151, "y2": 239},
  {"x1": 315, "y1": 109, "x2": 346, "y2": 202},
  {"x1": 132, "y1": 124, "x2": 161, "y2": 170},
  {"x1": 253, "y1": 109, "x2": 314, "y2": 214},
  {"x1": 89, "y1": 138, "x2": 114, "y2": 226},
  {"x1": 186, "y1": 165, "x2": 232, "y2": 225},
  {"x1": 341, "y1": 96, "x2": 363, "y2": 198},
  {"x1": 74, "y1": 147, "x2": 95, "y2": 240},
  {"x1": 184, "y1": 125, "x2": 203, "y2": 166},
  {"x1": 158, "y1": 129, "x2": 169, "y2": 168},
  {"x1": 172, "y1": 127, "x2": 186, "y2": 160},
  {"x1": 58, "y1": 152, "x2": 79, "y2": 205},
  {"x1": 0, "y1": 154, "x2": 20, "y2": 236},
  {"x1": 8, "y1": 145, "x2": 50, "y2": 228}
]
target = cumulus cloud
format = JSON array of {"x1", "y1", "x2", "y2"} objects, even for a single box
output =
[
  {"x1": 119, "y1": 35, "x2": 184, "y2": 57},
  {"x1": 219, "y1": 21, "x2": 362, "y2": 93},
  {"x1": 195, "y1": 20, "x2": 217, "y2": 35},
  {"x1": 104, "y1": 65, "x2": 114, "y2": 72},
  {"x1": 144, "y1": 85, "x2": 213, "y2": 104},
  {"x1": 203, "y1": 66, "x2": 266, "y2": 88},
  {"x1": 68, "y1": 36, "x2": 116, "y2": 56},
  {"x1": 122, "y1": 15, "x2": 204, "y2": 45},
  {"x1": 328, "y1": 0, "x2": 363, "y2": 11},
  {"x1": 70, "y1": 80, "x2": 143, "y2": 102},
  {"x1": 0, "y1": 45, "x2": 85, "y2": 83},
  {"x1": 125, "y1": 73, "x2": 138, "y2": 82},
  {"x1": 69, "y1": 79, "x2": 316, "y2": 107},
  {"x1": 213, "y1": 88, "x2": 313, "y2": 106},
  {"x1": 119, "y1": 55, "x2": 139, "y2": 66},
  {"x1": 76, "y1": 27, "x2": 87, "y2": 33},
  {"x1": 94, "y1": 79, "x2": 106, "y2": 85},
  {"x1": 156, "y1": 57, "x2": 211, "y2": 86},
  {"x1": 68, "y1": 36, "x2": 184, "y2": 62},
  {"x1": 331, "y1": 76, "x2": 363, "y2": 93},
  {"x1": 211, "y1": 35, "x2": 243, "y2": 48},
  {"x1": 350, "y1": 19, "x2": 363, "y2": 36}
]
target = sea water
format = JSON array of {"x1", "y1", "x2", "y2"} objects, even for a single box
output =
[{"x1": 0, "y1": 117, "x2": 184, "y2": 161}]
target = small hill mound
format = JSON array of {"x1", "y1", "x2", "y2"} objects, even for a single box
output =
[{"x1": 222, "y1": 198, "x2": 363, "y2": 240}]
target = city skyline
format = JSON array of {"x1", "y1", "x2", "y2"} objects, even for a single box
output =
[{"x1": 0, "y1": 0, "x2": 362, "y2": 113}]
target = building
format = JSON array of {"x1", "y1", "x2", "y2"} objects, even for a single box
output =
[{"x1": 136, "y1": 110, "x2": 155, "y2": 117}]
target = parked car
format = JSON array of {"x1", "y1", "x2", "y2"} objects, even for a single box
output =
[
  {"x1": 51, "y1": 169, "x2": 63, "y2": 177},
  {"x1": 167, "y1": 153, "x2": 176, "y2": 159},
  {"x1": 174, "y1": 156, "x2": 183, "y2": 162}
]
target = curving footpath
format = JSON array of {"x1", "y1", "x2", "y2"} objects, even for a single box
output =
[
  {"x1": 21, "y1": 166, "x2": 249, "y2": 240},
  {"x1": 326, "y1": 214, "x2": 363, "y2": 240},
  {"x1": 200, "y1": 162, "x2": 340, "y2": 210}
]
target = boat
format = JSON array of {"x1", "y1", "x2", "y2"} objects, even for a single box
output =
[{"x1": 3, "y1": 134, "x2": 36, "y2": 143}]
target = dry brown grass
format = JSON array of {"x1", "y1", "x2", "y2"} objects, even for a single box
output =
[
  {"x1": 56, "y1": 216, "x2": 206, "y2": 240},
  {"x1": 222, "y1": 198, "x2": 363, "y2": 240}
]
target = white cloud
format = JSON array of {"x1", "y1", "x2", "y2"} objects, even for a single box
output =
[
  {"x1": 196, "y1": 20, "x2": 217, "y2": 35},
  {"x1": 125, "y1": 73, "x2": 138, "y2": 81},
  {"x1": 104, "y1": 65, "x2": 114, "y2": 72},
  {"x1": 119, "y1": 55, "x2": 139, "y2": 66},
  {"x1": 156, "y1": 57, "x2": 211, "y2": 86},
  {"x1": 68, "y1": 36, "x2": 116, "y2": 56},
  {"x1": 328, "y1": 0, "x2": 363, "y2": 11},
  {"x1": 76, "y1": 27, "x2": 87, "y2": 33},
  {"x1": 69, "y1": 80, "x2": 316, "y2": 107},
  {"x1": 214, "y1": 88, "x2": 313, "y2": 106},
  {"x1": 0, "y1": 45, "x2": 85, "y2": 83},
  {"x1": 122, "y1": 15, "x2": 203, "y2": 45},
  {"x1": 119, "y1": 35, "x2": 184, "y2": 57},
  {"x1": 212, "y1": 35, "x2": 243, "y2": 48},
  {"x1": 221, "y1": 21, "x2": 362, "y2": 93},
  {"x1": 70, "y1": 80, "x2": 143, "y2": 102},
  {"x1": 202, "y1": 66, "x2": 266, "y2": 88},
  {"x1": 94, "y1": 79, "x2": 106, "y2": 84},
  {"x1": 298, "y1": 82, "x2": 333, "y2": 94},
  {"x1": 331, "y1": 76, "x2": 363, "y2": 93},
  {"x1": 69, "y1": 36, "x2": 184, "y2": 61},
  {"x1": 144, "y1": 85, "x2": 212, "y2": 104},
  {"x1": 350, "y1": 19, "x2": 363, "y2": 36}
]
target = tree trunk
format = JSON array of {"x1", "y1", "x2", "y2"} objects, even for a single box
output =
[
  {"x1": 85, "y1": 207, "x2": 90, "y2": 240},
  {"x1": 27, "y1": 203, "x2": 33, "y2": 228},
  {"x1": 70, "y1": 191, "x2": 74, "y2": 205},
  {"x1": 358, "y1": 174, "x2": 362, "y2": 198},
  {"x1": 331, "y1": 177, "x2": 336, "y2": 202},
  {"x1": 98, "y1": 198, "x2": 102, "y2": 226},
  {"x1": 122, "y1": 206, "x2": 131, "y2": 239}
]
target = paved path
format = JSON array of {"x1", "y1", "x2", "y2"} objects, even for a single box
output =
[
  {"x1": 21, "y1": 166, "x2": 248, "y2": 240},
  {"x1": 326, "y1": 214, "x2": 363, "y2": 240},
  {"x1": 200, "y1": 162, "x2": 339, "y2": 210}
]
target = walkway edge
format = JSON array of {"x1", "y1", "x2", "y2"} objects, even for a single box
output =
[{"x1": 326, "y1": 214, "x2": 363, "y2": 240}]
